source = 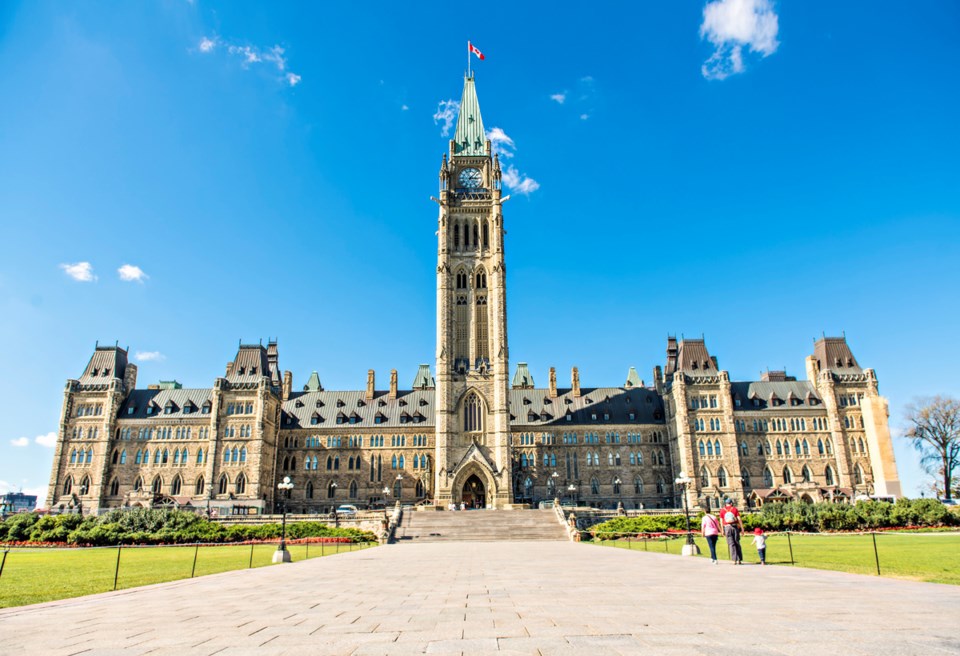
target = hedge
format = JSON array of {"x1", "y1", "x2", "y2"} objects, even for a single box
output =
[
  {"x1": 0, "y1": 509, "x2": 377, "y2": 546},
  {"x1": 585, "y1": 498, "x2": 958, "y2": 539}
]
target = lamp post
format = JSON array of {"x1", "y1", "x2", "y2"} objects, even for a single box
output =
[
  {"x1": 614, "y1": 477, "x2": 623, "y2": 514},
  {"x1": 551, "y1": 472, "x2": 559, "y2": 504},
  {"x1": 674, "y1": 472, "x2": 699, "y2": 556},
  {"x1": 394, "y1": 474, "x2": 402, "y2": 509},
  {"x1": 567, "y1": 482, "x2": 578, "y2": 507},
  {"x1": 273, "y1": 476, "x2": 294, "y2": 563}
]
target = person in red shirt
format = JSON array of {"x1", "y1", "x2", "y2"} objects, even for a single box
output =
[{"x1": 721, "y1": 499, "x2": 744, "y2": 564}]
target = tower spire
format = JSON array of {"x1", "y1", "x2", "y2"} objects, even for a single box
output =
[{"x1": 452, "y1": 76, "x2": 486, "y2": 157}]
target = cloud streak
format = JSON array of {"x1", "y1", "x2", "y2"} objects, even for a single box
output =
[
  {"x1": 700, "y1": 0, "x2": 780, "y2": 80},
  {"x1": 60, "y1": 262, "x2": 97, "y2": 282},
  {"x1": 35, "y1": 432, "x2": 57, "y2": 448},
  {"x1": 136, "y1": 351, "x2": 166, "y2": 362},
  {"x1": 10, "y1": 437, "x2": 29, "y2": 447},
  {"x1": 198, "y1": 37, "x2": 302, "y2": 87},
  {"x1": 433, "y1": 99, "x2": 459, "y2": 137},
  {"x1": 550, "y1": 92, "x2": 566, "y2": 104}
]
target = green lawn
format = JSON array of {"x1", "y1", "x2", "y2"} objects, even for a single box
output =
[
  {"x1": 0, "y1": 541, "x2": 374, "y2": 608},
  {"x1": 590, "y1": 533, "x2": 960, "y2": 585}
]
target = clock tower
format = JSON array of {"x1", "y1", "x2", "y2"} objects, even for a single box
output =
[{"x1": 434, "y1": 76, "x2": 513, "y2": 508}]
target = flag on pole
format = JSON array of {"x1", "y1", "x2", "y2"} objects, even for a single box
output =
[{"x1": 468, "y1": 41, "x2": 485, "y2": 61}]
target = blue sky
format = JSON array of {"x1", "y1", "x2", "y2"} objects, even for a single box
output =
[{"x1": 1, "y1": 1, "x2": 958, "y2": 503}]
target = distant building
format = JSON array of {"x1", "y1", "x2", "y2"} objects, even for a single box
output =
[
  {"x1": 1, "y1": 492, "x2": 37, "y2": 515},
  {"x1": 45, "y1": 75, "x2": 902, "y2": 515}
]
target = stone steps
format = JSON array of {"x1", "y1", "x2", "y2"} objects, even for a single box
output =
[{"x1": 395, "y1": 509, "x2": 568, "y2": 542}]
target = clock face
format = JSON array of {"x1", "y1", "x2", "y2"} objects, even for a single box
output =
[{"x1": 458, "y1": 168, "x2": 483, "y2": 189}]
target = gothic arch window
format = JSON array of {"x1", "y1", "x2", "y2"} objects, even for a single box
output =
[
  {"x1": 455, "y1": 269, "x2": 467, "y2": 289},
  {"x1": 218, "y1": 474, "x2": 228, "y2": 495},
  {"x1": 62, "y1": 476, "x2": 73, "y2": 495},
  {"x1": 475, "y1": 268, "x2": 487, "y2": 289},
  {"x1": 306, "y1": 481, "x2": 314, "y2": 499},
  {"x1": 656, "y1": 477, "x2": 665, "y2": 495},
  {"x1": 454, "y1": 223, "x2": 460, "y2": 249},
  {"x1": 110, "y1": 478, "x2": 120, "y2": 496},
  {"x1": 634, "y1": 476, "x2": 643, "y2": 494},
  {"x1": 239, "y1": 447, "x2": 247, "y2": 463},
  {"x1": 86, "y1": 449, "x2": 93, "y2": 464},
  {"x1": 415, "y1": 479, "x2": 425, "y2": 498},
  {"x1": 349, "y1": 480, "x2": 358, "y2": 499},
  {"x1": 802, "y1": 465, "x2": 812, "y2": 483},
  {"x1": 475, "y1": 295, "x2": 489, "y2": 361},
  {"x1": 782, "y1": 466, "x2": 793, "y2": 484},
  {"x1": 134, "y1": 476, "x2": 143, "y2": 492},
  {"x1": 824, "y1": 465, "x2": 835, "y2": 486},
  {"x1": 802, "y1": 440, "x2": 810, "y2": 456},
  {"x1": 776, "y1": 441, "x2": 783, "y2": 456},
  {"x1": 483, "y1": 220, "x2": 490, "y2": 248},
  {"x1": 151, "y1": 475, "x2": 163, "y2": 495},
  {"x1": 173, "y1": 449, "x2": 181, "y2": 466},
  {"x1": 195, "y1": 476, "x2": 205, "y2": 495},
  {"x1": 77, "y1": 475, "x2": 90, "y2": 495},
  {"x1": 327, "y1": 456, "x2": 333, "y2": 471},
  {"x1": 524, "y1": 477, "x2": 534, "y2": 497},
  {"x1": 473, "y1": 221, "x2": 479, "y2": 248},
  {"x1": 328, "y1": 481, "x2": 337, "y2": 499},
  {"x1": 855, "y1": 463, "x2": 864, "y2": 485},
  {"x1": 455, "y1": 295, "x2": 469, "y2": 364},
  {"x1": 171, "y1": 475, "x2": 182, "y2": 496},
  {"x1": 612, "y1": 478, "x2": 621, "y2": 494},
  {"x1": 700, "y1": 467, "x2": 710, "y2": 487},
  {"x1": 763, "y1": 467, "x2": 774, "y2": 487},
  {"x1": 741, "y1": 468, "x2": 751, "y2": 487},
  {"x1": 817, "y1": 439, "x2": 824, "y2": 455},
  {"x1": 235, "y1": 473, "x2": 246, "y2": 495},
  {"x1": 112, "y1": 449, "x2": 120, "y2": 464},
  {"x1": 462, "y1": 220, "x2": 469, "y2": 248},
  {"x1": 699, "y1": 440, "x2": 705, "y2": 457},
  {"x1": 224, "y1": 449, "x2": 230, "y2": 463},
  {"x1": 135, "y1": 449, "x2": 143, "y2": 464},
  {"x1": 714, "y1": 440, "x2": 722, "y2": 456},
  {"x1": 590, "y1": 477, "x2": 600, "y2": 495},
  {"x1": 717, "y1": 467, "x2": 728, "y2": 488},
  {"x1": 393, "y1": 477, "x2": 402, "y2": 499},
  {"x1": 119, "y1": 449, "x2": 127, "y2": 465},
  {"x1": 464, "y1": 393, "x2": 483, "y2": 432}
]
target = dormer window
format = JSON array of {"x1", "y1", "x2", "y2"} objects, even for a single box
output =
[
  {"x1": 146, "y1": 405, "x2": 155, "y2": 415},
  {"x1": 92, "y1": 368, "x2": 99, "y2": 376},
  {"x1": 603, "y1": 413, "x2": 610, "y2": 421},
  {"x1": 528, "y1": 411, "x2": 537, "y2": 422},
  {"x1": 419, "y1": 399, "x2": 428, "y2": 407},
  {"x1": 692, "y1": 361, "x2": 699, "y2": 370},
  {"x1": 250, "y1": 367, "x2": 257, "y2": 375},
  {"x1": 284, "y1": 416, "x2": 292, "y2": 425},
  {"x1": 127, "y1": 407, "x2": 136, "y2": 415},
  {"x1": 238, "y1": 366, "x2": 246, "y2": 375},
  {"x1": 336, "y1": 399, "x2": 345, "y2": 408},
  {"x1": 591, "y1": 413, "x2": 597, "y2": 421},
  {"x1": 202, "y1": 402, "x2": 211, "y2": 414},
  {"x1": 378, "y1": 400, "x2": 386, "y2": 407},
  {"x1": 565, "y1": 412, "x2": 573, "y2": 421},
  {"x1": 183, "y1": 405, "x2": 191, "y2": 415},
  {"x1": 628, "y1": 412, "x2": 636, "y2": 421},
  {"x1": 103, "y1": 368, "x2": 110, "y2": 376},
  {"x1": 357, "y1": 399, "x2": 365, "y2": 407},
  {"x1": 164, "y1": 403, "x2": 175, "y2": 415},
  {"x1": 310, "y1": 413, "x2": 321, "y2": 425},
  {"x1": 523, "y1": 398, "x2": 531, "y2": 405},
  {"x1": 316, "y1": 400, "x2": 324, "y2": 408}
]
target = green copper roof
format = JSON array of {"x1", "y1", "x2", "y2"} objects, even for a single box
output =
[
  {"x1": 453, "y1": 77, "x2": 486, "y2": 156},
  {"x1": 625, "y1": 367, "x2": 642, "y2": 388},
  {"x1": 304, "y1": 371, "x2": 323, "y2": 392},
  {"x1": 158, "y1": 380, "x2": 182, "y2": 390},
  {"x1": 512, "y1": 363, "x2": 534, "y2": 389},
  {"x1": 412, "y1": 364, "x2": 435, "y2": 390}
]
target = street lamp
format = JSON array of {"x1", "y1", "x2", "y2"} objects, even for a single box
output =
[
  {"x1": 273, "y1": 476, "x2": 294, "y2": 563},
  {"x1": 673, "y1": 472, "x2": 700, "y2": 557},
  {"x1": 567, "y1": 482, "x2": 578, "y2": 506},
  {"x1": 614, "y1": 477, "x2": 623, "y2": 514},
  {"x1": 551, "y1": 472, "x2": 559, "y2": 503}
]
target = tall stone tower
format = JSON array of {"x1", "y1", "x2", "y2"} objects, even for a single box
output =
[{"x1": 434, "y1": 76, "x2": 512, "y2": 508}]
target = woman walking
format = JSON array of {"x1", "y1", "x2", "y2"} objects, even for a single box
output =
[
  {"x1": 721, "y1": 499, "x2": 744, "y2": 564},
  {"x1": 700, "y1": 507, "x2": 722, "y2": 564}
]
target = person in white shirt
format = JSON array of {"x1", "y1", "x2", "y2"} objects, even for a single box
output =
[{"x1": 751, "y1": 528, "x2": 767, "y2": 565}]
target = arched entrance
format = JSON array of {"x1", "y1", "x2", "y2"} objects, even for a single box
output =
[{"x1": 462, "y1": 475, "x2": 486, "y2": 509}]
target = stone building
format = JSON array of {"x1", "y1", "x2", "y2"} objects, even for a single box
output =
[{"x1": 45, "y1": 76, "x2": 901, "y2": 515}]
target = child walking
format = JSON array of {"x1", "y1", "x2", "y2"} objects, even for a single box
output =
[{"x1": 751, "y1": 528, "x2": 767, "y2": 565}]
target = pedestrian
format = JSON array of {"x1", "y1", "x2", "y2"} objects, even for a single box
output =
[
  {"x1": 721, "y1": 499, "x2": 744, "y2": 564},
  {"x1": 751, "y1": 527, "x2": 767, "y2": 565},
  {"x1": 700, "y1": 507, "x2": 722, "y2": 564},
  {"x1": 459, "y1": 501, "x2": 466, "y2": 511}
]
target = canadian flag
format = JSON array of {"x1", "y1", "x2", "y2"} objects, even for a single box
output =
[{"x1": 468, "y1": 41, "x2": 485, "y2": 61}]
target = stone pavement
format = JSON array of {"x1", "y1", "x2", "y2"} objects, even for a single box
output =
[{"x1": 1, "y1": 541, "x2": 958, "y2": 655}]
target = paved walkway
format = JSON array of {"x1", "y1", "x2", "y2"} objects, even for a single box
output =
[{"x1": 1, "y1": 541, "x2": 958, "y2": 655}]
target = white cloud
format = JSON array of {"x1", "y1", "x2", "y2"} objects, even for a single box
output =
[
  {"x1": 700, "y1": 0, "x2": 780, "y2": 80},
  {"x1": 118, "y1": 264, "x2": 147, "y2": 282},
  {"x1": 136, "y1": 351, "x2": 166, "y2": 362},
  {"x1": 502, "y1": 165, "x2": 540, "y2": 196},
  {"x1": 35, "y1": 432, "x2": 57, "y2": 448},
  {"x1": 550, "y1": 92, "x2": 566, "y2": 104},
  {"x1": 485, "y1": 127, "x2": 515, "y2": 159},
  {"x1": 10, "y1": 437, "x2": 29, "y2": 447},
  {"x1": 60, "y1": 262, "x2": 97, "y2": 282},
  {"x1": 262, "y1": 45, "x2": 287, "y2": 71},
  {"x1": 580, "y1": 114, "x2": 590, "y2": 120},
  {"x1": 433, "y1": 99, "x2": 459, "y2": 137},
  {"x1": 401, "y1": 104, "x2": 409, "y2": 111},
  {"x1": 199, "y1": 36, "x2": 217, "y2": 53},
  {"x1": 229, "y1": 44, "x2": 261, "y2": 65},
  {"x1": 286, "y1": 72, "x2": 301, "y2": 87},
  {"x1": 202, "y1": 39, "x2": 301, "y2": 88}
]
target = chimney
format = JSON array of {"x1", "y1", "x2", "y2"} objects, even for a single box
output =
[
  {"x1": 282, "y1": 371, "x2": 293, "y2": 401},
  {"x1": 366, "y1": 369, "x2": 375, "y2": 400},
  {"x1": 226, "y1": 362, "x2": 234, "y2": 377},
  {"x1": 123, "y1": 363, "x2": 138, "y2": 393},
  {"x1": 548, "y1": 367, "x2": 557, "y2": 398},
  {"x1": 572, "y1": 366, "x2": 581, "y2": 398},
  {"x1": 389, "y1": 369, "x2": 398, "y2": 400}
]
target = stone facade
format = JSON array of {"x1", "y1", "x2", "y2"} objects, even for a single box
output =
[{"x1": 45, "y1": 76, "x2": 901, "y2": 515}]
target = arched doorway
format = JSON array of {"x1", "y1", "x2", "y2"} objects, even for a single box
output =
[{"x1": 462, "y1": 475, "x2": 486, "y2": 509}]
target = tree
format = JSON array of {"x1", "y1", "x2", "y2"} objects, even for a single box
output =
[{"x1": 903, "y1": 396, "x2": 960, "y2": 500}]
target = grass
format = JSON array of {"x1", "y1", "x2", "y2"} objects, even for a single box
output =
[
  {"x1": 590, "y1": 533, "x2": 960, "y2": 585},
  {"x1": 0, "y1": 541, "x2": 375, "y2": 608}
]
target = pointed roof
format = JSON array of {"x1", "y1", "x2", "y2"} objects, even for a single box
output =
[
  {"x1": 412, "y1": 364, "x2": 435, "y2": 390},
  {"x1": 625, "y1": 367, "x2": 642, "y2": 388},
  {"x1": 453, "y1": 77, "x2": 486, "y2": 156},
  {"x1": 512, "y1": 363, "x2": 534, "y2": 389},
  {"x1": 304, "y1": 371, "x2": 323, "y2": 392}
]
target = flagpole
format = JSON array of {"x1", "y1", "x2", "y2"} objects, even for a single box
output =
[{"x1": 467, "y1": 41, "x2": 471, "y2": 78}]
